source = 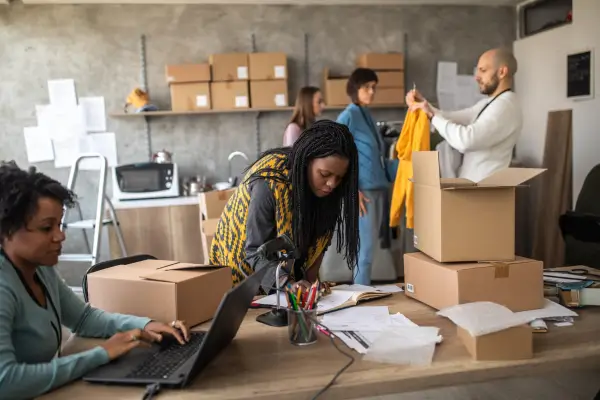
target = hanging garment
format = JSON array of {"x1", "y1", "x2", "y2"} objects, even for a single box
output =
[{"x1": 390, "y1": 109, "x2": 430, "y2": 229}]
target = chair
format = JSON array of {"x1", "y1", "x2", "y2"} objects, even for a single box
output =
[
  {"x1": 559, "y1": 164, "x2": 600, "y2": 269},
  {"x1": 81, "y1": 254, "x2": 157, "y2": 303}
]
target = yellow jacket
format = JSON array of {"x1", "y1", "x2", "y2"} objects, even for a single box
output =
[{"x1": 390, "y1": 109, "x2": 430, "y2": 229}]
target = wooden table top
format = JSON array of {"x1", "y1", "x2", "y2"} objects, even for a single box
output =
[{"x1": 40, "y1": 293, "x2": 600, "y2": 400}]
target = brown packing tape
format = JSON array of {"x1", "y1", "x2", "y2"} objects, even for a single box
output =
[{"x1": 492, "y1": 263, "x2": 510, "y2": 278}]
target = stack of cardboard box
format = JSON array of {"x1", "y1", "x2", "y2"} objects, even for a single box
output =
[
  {"x1": 356, "y1": 53, "x2": 405, "y2": 105},
  {"x1": 248, "y1": 52, "x2": 289, "y2": 109},
  {"x1": 209, "y1": 53, "x2": 250, "y2": 110},
  {"x1": 322, "y1": 52, "x2": 406, "y2": 107},
  {"x1": 167, "y1": 53, "x2": 289, "y2": 111},
  {"x1": 166, "y1": 64, "x2": 212, "y2": 112},
  {"x1": 404, "y1": 151, "x2": 546, "y2": 361},
  {"x1": 198, "y1": 188, "x2": 235, "y2": 263}
]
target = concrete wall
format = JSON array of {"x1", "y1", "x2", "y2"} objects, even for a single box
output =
[
  {"x1": 0, "y1": 3, "x2": 515, "y2": 284},
  {"x1": 514, "y1": 0, "x2": 600, "y2": 202}
]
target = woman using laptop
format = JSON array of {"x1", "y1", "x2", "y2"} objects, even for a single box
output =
[
  {"x1": 0, "y1": 162, "x2": 191, "y2": 399},
  {"x1": 210, "y1": 120, "x2": 360, "y2": 294}
]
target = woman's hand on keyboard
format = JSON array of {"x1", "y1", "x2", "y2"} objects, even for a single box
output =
[
  {"x1": 144, "y1": 320, "x2": 191, "y2": 345},
  {"x1": 100, "y1": 328, "x2": 157, "y2": 360}
]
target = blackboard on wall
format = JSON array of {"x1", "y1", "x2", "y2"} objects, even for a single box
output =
[{"x1": 567, "y1": 50, "x2": 593, "y2": 99}]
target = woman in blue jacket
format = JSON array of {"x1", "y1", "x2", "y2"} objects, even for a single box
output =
[{"x1": 337, "y1": 68, "x2": 397, "y2": 285}]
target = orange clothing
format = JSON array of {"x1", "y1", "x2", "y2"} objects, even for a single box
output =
[{"x1": 390, "y1": 109, "x2": 431, "y2": 229}]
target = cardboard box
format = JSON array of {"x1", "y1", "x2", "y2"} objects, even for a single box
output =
[
  {"x1": 209, "y1": 53, "x2": 249, "y2": 82},
  {"x1": 170, "y1": 82, "x2": 211, "y2": 112},
  {"x1": 357, "y1": 53, "x2": 404, "y2": 70},
  {"x1": 404, "y1": 252, "x2": 544, "y2": 312},
  {"x1": 376, "y1": 71, "x2": 404, "y2": 88},
  {"x1": 412, "y1": 151, "x2": 545, "y2": 262},
  {"x1": 87, "y1": 259, "x2": 231, "y2": 327},
  {"x1": 458, "y1": 325, "x2": 533, "y2": 361},
  {"x1": 165, "y1": 64, "x2": 211, "y2": 84},
  {"x1": 210, "y1": 81, "x2": 249, "y2": 110},
  {"x1": 372, "y1": 87, "x2": 405, "y2": 105},
  {"x1": 249, "y1": 52, "x2": 287, "y2": 80},
  {"x1": 198, "y1": 189, "x2": 235, "y2": 219},
  {"x1": 323, "y1": 68, "x2": 349, "y2": 106},
  {"x1": 201, "y1": 233, "x2": 215, "y2": 264},
  {"x1": 250, "y1": 80, "x2": 288, "y2": 108}
]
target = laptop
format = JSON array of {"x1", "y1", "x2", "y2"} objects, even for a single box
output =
[{"x1": 83, "y1": 266, "x2": 268, "y2": 388}]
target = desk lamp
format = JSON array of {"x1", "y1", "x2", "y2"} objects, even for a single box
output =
[{"x1": 255, "y1": 235, "x2": 300, "y2": 327}]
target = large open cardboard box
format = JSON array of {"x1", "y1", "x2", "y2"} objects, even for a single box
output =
[
  {"x1": 87, "y1": 260, "x2": 231, "y2": 327},
  {"x1": 412, "y1": 151, "x2": 545, "y2": 262}
]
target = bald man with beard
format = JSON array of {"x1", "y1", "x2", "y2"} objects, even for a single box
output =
[{"x1": 407, "y1": 48, "x2": 521, "y2": 182}]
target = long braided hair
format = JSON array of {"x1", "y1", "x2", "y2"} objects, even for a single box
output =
[{"x1": 246, "y1": 119, "x2": 360, "y2": 269}]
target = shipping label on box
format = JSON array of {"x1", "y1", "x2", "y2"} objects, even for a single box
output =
[{"x1": 412, "y1": 151, "x2": 546, "y2": 262}]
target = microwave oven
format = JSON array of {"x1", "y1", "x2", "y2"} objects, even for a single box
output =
[{"x1": 113, "y1": 163, "x2": 180, "y2": 201}]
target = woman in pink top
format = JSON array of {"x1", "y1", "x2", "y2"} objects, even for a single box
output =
[{"x1": 283, "y1": 86, "x2": 325, "y2": 146}]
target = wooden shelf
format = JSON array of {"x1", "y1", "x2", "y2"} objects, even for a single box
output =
[{"x1": 109, "y1": 103, "x2": 406, "y2": 118}]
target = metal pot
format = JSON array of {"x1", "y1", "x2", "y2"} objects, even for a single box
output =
[{"x1": 152, "y1": 149, "x2": 173, "y2": 164}]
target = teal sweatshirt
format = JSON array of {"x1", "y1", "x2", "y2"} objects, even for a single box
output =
[
  {"x1": 0, "y1": 251, "x2": 151, "y2": 399},
  {"x1": 337, "y1": 103, "x2": 398, "y2": 190}
]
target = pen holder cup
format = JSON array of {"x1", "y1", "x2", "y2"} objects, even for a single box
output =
[{"x1": 287, "y1": 308, "x2": 318, "y2": 346}]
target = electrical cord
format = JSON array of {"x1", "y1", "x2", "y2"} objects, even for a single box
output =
[
  {"x1": 303, "y1": 312, "x2": 356, "y2": 400},
  {"x1": 142, "y1": 383, "x2": 162, "y2": 400}
]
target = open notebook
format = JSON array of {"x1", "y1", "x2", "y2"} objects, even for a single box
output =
[{"x1": 252, "y1": 284, "x2": 400, "y2": 315}]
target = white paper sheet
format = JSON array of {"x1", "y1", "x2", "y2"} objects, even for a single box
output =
[
  {"x1": 52, "y1": 138, "x2": 82, "y2": 169},
  {"x1": 322, "y1": 306, "x2": 391, "y2": 331},
  {"x1": 316, "y1": 290, "x2": 355, "y2": 313},
  {"x1": 78, "y1": 133, "x2": 118, "y2": 170},
  {"x1": 79, "y1": 97, "x2": 106, "y2": 132},
  {"x1": 436, "y1": 91, "x2": 456, "y2": 111},
  {"x1": 372, "y1": 285, "x2": 403, "y2": 293},
  {"x1": 38, "y1": 104, "x2": 87, "y2": 142},
  {"x1": 333, "y1": 283, "x2": 403, "y2": 293},
  {"x1": 47, "y1": 79, "x2": 77, "y2": 108},
  {"x1": 515, "y1": 299, "x2": 578, "y2": 322},
  {"x1": 23, "y1": 127, "x2": 54, "y2": 163},
  {"x1": 437, "y1": 302, "x2": 533, "y2": 337},
  {"x1": 436, "y1": 61, "x2": 458, "y2": 93},
  {"x1": 363, "y1": 326, "x2": 440, "y2": 366},
  {"x1": 332, "y1": 313, "x2": 442, "y2": 355}
]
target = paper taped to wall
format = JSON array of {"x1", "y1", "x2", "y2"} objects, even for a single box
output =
[
  {"x1": 47, "y1": 79, "x2": 78, "y2": 108},
  {"x1": 79, "y1": 96, "x2": 107, "y2": 133},
  {"x1": 23, "y1": 127, "x2": 54, "y2": 163}
]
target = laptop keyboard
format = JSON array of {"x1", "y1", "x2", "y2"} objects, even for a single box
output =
[{"x1": 126, "y1": 332, "x2": 206, "y2": 380}]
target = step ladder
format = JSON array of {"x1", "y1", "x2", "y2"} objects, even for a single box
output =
[{"x1": 59, "y1": 154, "x2": 127, "y2": 294}]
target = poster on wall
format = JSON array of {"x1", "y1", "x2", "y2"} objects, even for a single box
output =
[{"x1": 567, "y1": 49, "x2": 594, "y2": 100}]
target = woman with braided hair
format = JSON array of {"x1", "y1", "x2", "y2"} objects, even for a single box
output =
[{"x1": 210, "y1": 119, "x2": 360, "y2": 294}]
